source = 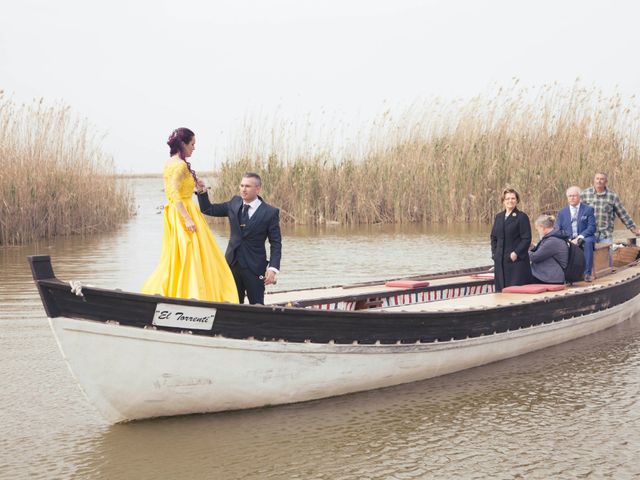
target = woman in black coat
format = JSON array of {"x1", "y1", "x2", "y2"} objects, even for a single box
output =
[{"x1": 490, "y1": 188, "x2": 533, "y2": 292}]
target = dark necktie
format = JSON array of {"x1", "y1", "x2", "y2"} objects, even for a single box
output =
[{"x1": 240, "y1": 203, "x2": 250, "y2": 228}]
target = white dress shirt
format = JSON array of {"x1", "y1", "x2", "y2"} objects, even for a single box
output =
[
  {"x1": 570, "y1": 203, "x2": 584, "y2": 240},
  {"x1": 243, "y1": 197, "x2": 262, "y2": 219}
]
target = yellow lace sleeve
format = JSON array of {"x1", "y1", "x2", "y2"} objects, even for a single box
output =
[{"x1": 165, "y1": 163, "x2": 187, "y2": 203}]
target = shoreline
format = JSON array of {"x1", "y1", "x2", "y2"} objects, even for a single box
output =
[{"x1": 114, "y1": 170, "x2": 217, "y2": 179}]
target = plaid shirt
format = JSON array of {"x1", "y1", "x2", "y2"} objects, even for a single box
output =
[{"x1": 581, "y1": 187, "x2": 637, "y2": 239}]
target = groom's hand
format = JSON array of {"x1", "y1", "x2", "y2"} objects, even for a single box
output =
[
  {"x1": 263, "y1": 270, "x2": 277, "y2": 285},
  {"x1": 195, "y1": 179, "x2": 207, "y2": 194}
]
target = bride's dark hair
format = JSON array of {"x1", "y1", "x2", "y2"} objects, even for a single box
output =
[{"x1": 167, "y1": 127, "x2": 197, "y2": 183}]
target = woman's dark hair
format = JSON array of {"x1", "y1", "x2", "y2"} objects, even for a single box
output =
[{"x1": 167, "y1": 127, "x2": 197, "y2": 183}]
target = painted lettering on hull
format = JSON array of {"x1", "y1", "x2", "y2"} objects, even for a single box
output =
[{"x1": 153, "y1": 303, "x2": 217, "y2": 330}]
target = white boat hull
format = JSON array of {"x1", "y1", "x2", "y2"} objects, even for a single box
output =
[{"x1": 50, "y1": 295, "x2": 640, "y2": 424}]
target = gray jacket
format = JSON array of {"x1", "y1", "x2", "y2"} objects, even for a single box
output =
[{"x1": 529, "y1": 230, "x2": 569, "y2": 284}]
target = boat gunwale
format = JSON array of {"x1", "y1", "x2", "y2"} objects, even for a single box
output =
[
  {"x1": 28, "y1": 255, "x2": 640, "y2": 345},
  {"x1": 32, "y1": 268, "x2": 640, "y2": 318},
  {"x1": 32, "y1": 276, "x2": 500, "y2": 315},
  {"x1": 49, "y1": 296, "x2": 636, "y2": 354}
]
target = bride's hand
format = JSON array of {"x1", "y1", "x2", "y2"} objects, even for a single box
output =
[
  {"x1": 195, "y1": 179, "x2": 207, "y2": 194},
  {"x1": 184, "y1": 216, "x2": 196, "y2": 233}
]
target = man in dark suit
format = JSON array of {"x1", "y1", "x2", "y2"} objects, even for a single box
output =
[
  {"x1": 555, "y1": 185, "x2": 596, "y2": 281},
  {"x1": 196, "y1": 172, "x2": 282, "y2": 304}
]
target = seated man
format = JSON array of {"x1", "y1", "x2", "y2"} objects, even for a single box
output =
[
  {"x1": 555, "y1": 186, "x2": 596, "y2": 281},
  {"x1": 529, "y1": 215, "x2": 569, "y2": 284}
]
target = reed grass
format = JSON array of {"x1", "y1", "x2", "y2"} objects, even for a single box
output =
[
  {"x1": 0, "y1": 93, "x2": 134, "y2": 246},
  {"x1": 210, "y1": 83, "x2": 640, "y2": 226}
]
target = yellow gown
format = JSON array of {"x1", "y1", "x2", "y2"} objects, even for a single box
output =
[{"x1": 141, "y1": 162, "x2": 239, "y2": 303}]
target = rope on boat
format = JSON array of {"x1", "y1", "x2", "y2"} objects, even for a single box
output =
[{"x1": 69, "y1": 280, "x2": 84, "y2": 297}]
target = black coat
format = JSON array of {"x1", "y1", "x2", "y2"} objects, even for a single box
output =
[
  {"x1": 490, "y1": 208, "x2": 533, "y2": 291},
  {"x1": 197, "y1": 194, "x2": 282, "y2": 276}
]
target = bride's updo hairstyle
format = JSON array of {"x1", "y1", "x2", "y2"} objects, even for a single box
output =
[{"x1": 167, "y1": 127, "x2": 197, "y2": 183}]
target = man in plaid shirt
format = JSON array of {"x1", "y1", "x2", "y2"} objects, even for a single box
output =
[{"x1": 581, "y1": 172, "x2": 640, "y2": 243}]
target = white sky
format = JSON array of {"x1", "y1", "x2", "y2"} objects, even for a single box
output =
[{"x1": 1, "y1": 0, "x2": 639, "y2": 173}]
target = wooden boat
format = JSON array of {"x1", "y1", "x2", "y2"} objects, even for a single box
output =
[{"x1": 28, "y1": 251, "x2": 640, "y2": 424}]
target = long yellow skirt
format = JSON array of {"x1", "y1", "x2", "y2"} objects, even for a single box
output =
[{"x1": 142, "y1": 198, "x2": 239, "y2": 303}]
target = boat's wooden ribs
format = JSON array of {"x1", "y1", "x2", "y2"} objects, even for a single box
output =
[
  {"x1": 292, "y1": 280, "x2": 495, "y2": 311},
  {"x1": 341, "y1": 265, "x2": 492, "y2": 288}
]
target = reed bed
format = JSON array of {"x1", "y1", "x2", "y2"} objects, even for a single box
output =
[
  {"x1": 0, "y1": 93, "x2": 134, "y2": 245},
  {"x1": 211, "y1": 84, "x2": 640, "y2": 225}
]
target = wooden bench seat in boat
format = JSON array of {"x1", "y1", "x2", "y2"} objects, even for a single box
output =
[
  {"x1": 591, "y1": 241, "x2": 638, "y2": 279},
  {"x1": 384, "y1": 280, "x2": 431, "y2": 288},
  {"x1": 265, "y1": 274, "x2": 488, "y2": 306},
  {"x1": 502, "y1": 284, "x2": 566, "y2": 294},
  {"x1": 470, "y1": 273, "x2": 495, "y2": 279},
  {"x1": 593, "y1": 243, "x2": 612, "y2": 278}
]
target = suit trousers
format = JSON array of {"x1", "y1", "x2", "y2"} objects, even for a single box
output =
[
  {"x1": 231, "y1": 264, "x2": 265, "y2": 305},
  {"x1": 582, "y1": 237, "x2": 595, "y2": 274}
]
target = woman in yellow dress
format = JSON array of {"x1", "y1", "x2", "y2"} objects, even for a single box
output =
[{"x1": 142, "y1": 128, "x2": 239, "y2": 303}]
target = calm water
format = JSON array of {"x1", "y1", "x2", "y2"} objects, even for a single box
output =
[{"x1": 1, "y1": 178, "x2": 639, "y2": 479}]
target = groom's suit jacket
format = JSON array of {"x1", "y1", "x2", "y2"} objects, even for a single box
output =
[{"x1": 198, "y1": 193, "x2": 282, "y2": 276}]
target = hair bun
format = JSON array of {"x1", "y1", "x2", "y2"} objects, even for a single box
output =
[{"x1": 167, "y1": 129, "x2": 178, "y2": 146}]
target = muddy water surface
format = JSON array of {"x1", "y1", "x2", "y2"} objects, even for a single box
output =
[{"x1": 1, "y1": 178, "x2": 639, "y2": 479}]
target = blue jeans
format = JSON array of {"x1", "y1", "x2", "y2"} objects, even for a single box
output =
[{"x1": 596, "y1": 236, "x2": 613, "y2": 267}]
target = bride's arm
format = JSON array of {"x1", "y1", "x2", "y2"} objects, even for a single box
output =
[{"x1": 167, "y1": 165, "x2": 196, "y2": 232}]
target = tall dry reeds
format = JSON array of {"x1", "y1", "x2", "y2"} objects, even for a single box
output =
[
  {"x1": 0, "y1": 93, "x2": 134, "y2": 245},
  {"x1": 210, "y1": 84, "x2": 640, "y2": 225}
]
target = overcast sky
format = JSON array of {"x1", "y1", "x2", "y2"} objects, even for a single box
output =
[{"x1": 1, "y1": 0, "x2": 639, "y2": 173}]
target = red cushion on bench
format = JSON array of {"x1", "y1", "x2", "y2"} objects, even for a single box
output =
[
  {"x1": 502, "y1": 285, "x2": 547, "y2": 293},
  {"x1": 537, "y1": 283, "x2": 566, "y2": 291},
  {"x1": 503, "y1": 283, "x2": 566, "y2": 293},
  {"x1": 385, "y1": 280, "x2": 431, "y2": 288},
  {"x1": 471, "y1": 273, "x2": 495, "y2": 279}
]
